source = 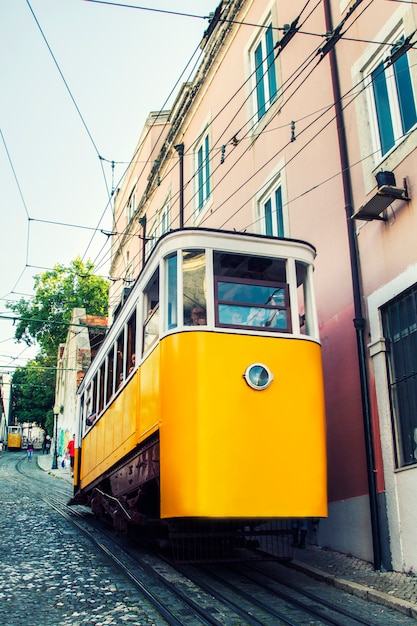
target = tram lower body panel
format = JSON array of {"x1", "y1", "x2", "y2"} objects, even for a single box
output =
[
  {"x1": 74, "y1": 331, "x2": 326, "y2": 560},
  {"x1": 159, "y1": 331, "x2": 327, "y2": 519}
]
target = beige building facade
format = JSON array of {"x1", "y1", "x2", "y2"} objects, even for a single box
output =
[
  {"x1": 54, "y1": 308, "x2": 107, "y2": 457},
  {"x1": 109, "y1": 0, "x2": 417, "y2": 573}
]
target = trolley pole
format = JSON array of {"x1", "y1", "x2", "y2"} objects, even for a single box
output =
[{"x1": 51, "y1": 409, "x2": 59, "y2": 470}]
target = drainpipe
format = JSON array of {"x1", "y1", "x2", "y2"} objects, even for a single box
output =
[
  {"x1": 175, "y1": 143, "x2": 185, "y2": 228},
  {"x1": 322, "y1": 0, "x2": 382, "y2": 570}
]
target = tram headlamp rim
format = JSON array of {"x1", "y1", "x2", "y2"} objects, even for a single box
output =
[{"x1": 243, "y1": 363, "x2": 274, "y2": 390}]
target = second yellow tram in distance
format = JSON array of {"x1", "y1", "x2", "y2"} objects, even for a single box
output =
[
  {"x1": 7, "y1": 425, "x2": 22, "y2": 450},
  {"x1": 72, "y1": 228, "x2": 327, "y2": 561}
]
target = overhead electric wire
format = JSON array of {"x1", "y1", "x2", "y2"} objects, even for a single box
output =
[
  {"x1": 175, "y1": 0, "x2": 368, "y2": 229},
  {"x1": 133, "y1": 0, "x2": 375, "y2": 235},
  {"x1": 0, "y1": 129, "x2": 30, "y2": 220},
  {"x1": 103, "y1": 3, "x2": 338, "y2": 282},
  {"x1": 19, "y1": 0, "x2": 372, "y2": 292},
  {"x1": 7, "y1": 0, "x2": 412, "y2": 326},
  {"x1": 82, "y1": 0, "x2": 214, "y2": 20},
  {"x1": 91, "y1": 26, "x2": 210, "y2": 273},
  {"x1": 108, "y1": 0, "x2": 324, "y2": 248},
  {"x1": 25, "y1": 0, "x2": 101, "y2": 158},
  {"x1": 99, "y1": 38, "x2": 210, "y2": 279},
  {"x1": 26, "y1": 0, "x2": 116, "y2": 268},
  {"x1": 174, "y1": 4, "x2": 382, "y2": 235}
]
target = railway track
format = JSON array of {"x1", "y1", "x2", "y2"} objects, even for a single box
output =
[{"x1": 6, "y1": 454, "x2": 414, "y2": 626}]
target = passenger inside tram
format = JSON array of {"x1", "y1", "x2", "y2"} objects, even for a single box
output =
[{"x1": 190, "y1": 307, "x2": 206, "y2": 325}]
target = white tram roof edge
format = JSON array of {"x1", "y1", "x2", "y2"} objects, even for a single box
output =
[{"x1": 78, "y1": 229, "x2": 319, "y2": 394}]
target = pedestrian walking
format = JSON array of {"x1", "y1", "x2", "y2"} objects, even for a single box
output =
[
  {"x1": 67, "y1": 434, "x2": 75, "y2": 477},
  {"x1": 27, "y1": 441, "x2": 34, "y2": 461},
  {"x1": 44, "y1": 434, "x2": 51, "y2": 455}
]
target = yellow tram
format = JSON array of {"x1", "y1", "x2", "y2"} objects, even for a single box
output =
[
  {"x1": 7, "y1": 425, "x2": 22, "y2": 450},
  {"x1": 72, "y1": 229, "x2": 327, "y2": 560}
]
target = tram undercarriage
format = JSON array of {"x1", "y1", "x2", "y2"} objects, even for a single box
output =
[{"x1": 70, "y1": 434, "x2": 292, "y2": 562}]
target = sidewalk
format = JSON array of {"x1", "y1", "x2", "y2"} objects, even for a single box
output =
[
  {"x1": 36, "y1": 451, "x2": 74, "y2": 484},
  {"x1": 289, "y1": 544, "x2": 417, "y2": 619}
]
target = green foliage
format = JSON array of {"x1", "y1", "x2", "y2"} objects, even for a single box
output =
[
  {"x1": 11, "y1": 355, "x2": 56, "y2": 431},
  {"x1": 7, "y1": 256, "x2": 109, "y2": 357},
  {"x1": 8, "y1": 257, "x2": 109, "y2": 430}
]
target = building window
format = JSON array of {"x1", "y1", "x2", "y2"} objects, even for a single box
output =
[
  {"x1": 258, "y1": 179, "x2": 285, "y2": 237},
  {"x1": 160, "y1": 201, "x2": 170, "y2": 235},
  {"x1": 195, "y1": 131, "x2": 211, "y2": 212},
  {"x1": 125, "y1": 190, "x2": 136, "y2": 222},
  {"x1": 382, "y1": 284, "x2": 417, "y2": 468},
  {"x1": 251, "y1": 22, "x2": 278, "y2": 121},
  {"x1": 145, "y1": 200, "x2": 170, "y2": 259},
  {"x1": 367, "y1": 36, "x2": 417, "y2": 157}
]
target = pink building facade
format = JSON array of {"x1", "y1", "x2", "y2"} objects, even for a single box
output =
[{"x1": 109, "y1": 0, "x2": 417, "y2": 573}]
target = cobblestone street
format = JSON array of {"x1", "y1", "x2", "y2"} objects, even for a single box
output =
[
  {"x1": 0, "y1": 452, "x2": 164, "y2": 626},
  {"x1": 2, "y1": 451, "x2": 417, "y2": 624}
]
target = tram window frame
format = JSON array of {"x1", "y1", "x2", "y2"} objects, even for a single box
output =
[
  {"x1": 215, "y1": 275, "x2": 291, "y2": 332},
  {"x1": 213, "y1": 251, "x2": 291, "y2": 332},
  {"x1": 116, "y1": 330, "x2": 125, "y2": 388},
  {"x1": 126, "y1": 310, "x2": 137, "y2": 376},
  {"x1": 183, "y1": 249, "x2": 207, "y2": 326},
  {"x1": 85, "y1": 381, "x2": 97, "y2": 428},
  {"x1": 106, "y1": 345, "x2": 115, "y2": 403},
  {"x1": 92, "y1": 372, "x2": 98, "y2": 419},
  {"x1": 143, "y1": 269, "x2": 160, "y2": 355},
  {"x1": 165, "y1": 252, "x2": 178, "y2": 330},
  {"x1": 296, "y1": 260, "x2": 314, "y2": 336},
  {"x1": 98, "y1": 362, "x2": 105, "y2": 413}
]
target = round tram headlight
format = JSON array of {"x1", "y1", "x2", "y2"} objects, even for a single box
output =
[{"x1": 243, "y1": 363, "x2": 274, "y2": 390}]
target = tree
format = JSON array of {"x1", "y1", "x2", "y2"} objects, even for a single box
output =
[
  {"x1": 8, "y1": 257, "x2": 109, "y2": 431},
  {"x1": 10, "y1": 355, "x2": 56, "y2": 433},
  {"x1": 8, "y1": 257, "x2": 109, "y2": 358}
]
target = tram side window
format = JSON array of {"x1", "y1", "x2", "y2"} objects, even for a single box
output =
[
  {"x1": 165, "y1": 253, "x2": 178, "y2": 330},
  {"x1": 213, "y1": 252, "x2": 291, "y2": 332},
  {"x1": 183, "y1": 249, "x2": 207, "y2": 325},
  {"x1": 116, "y1": 330, "x2": 124, "y2": 388},
  {"x1": 98, "y1": 363, "x2": 105, "y2": 413},
  {"x1": 85, "y1": 382, "x2": 96, "y2": 427},
  {"x1": 106, "y1": 346, "x2": 114, "y2": 402},
  {"x1": 296, "y1": 261, "x2": 314, "y2": 336},
  {"x1": 127, "y1": 310, "x2": 137, "y2": 374},
  {"x1": 90, "y1": 374, "x2": 98, "y2": 422},
  {"x1": 143, "y1": 270, "x2": 160, "y2": 354}
]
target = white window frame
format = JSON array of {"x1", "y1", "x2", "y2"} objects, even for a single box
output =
[
  {"x1": 194, "y1": 128, "x2": 211, "y2": 214},
  {"x1": 125, "y1": 190, "x2": 136, "y2": 223},
  {"x1": 363, "y1": 26, "x2": 417, "y2": 161},
  {"x1": 353, "y1": 11, "x2": 417, "y2": 192},
  {"x1": 255, "y1": 164, "x2": 287, "y2": 238},
  {"x1": 248, "y1": 14, "x2": 279, "y2": 125},
  {"x1": 159, "y1": 198, "x2": 170, "y2": 236}
]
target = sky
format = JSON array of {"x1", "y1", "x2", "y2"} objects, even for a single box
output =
[{"x1": 0, "y1": 0, "x2": 219, "y2": 373}]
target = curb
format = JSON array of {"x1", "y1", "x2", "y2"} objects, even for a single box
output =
[
  {"x1": 289, "y1": 559, "x2": 417, "y2": 619},
  {"x1": 36, "y1": 456, "x2": 74, "y2": 484}
]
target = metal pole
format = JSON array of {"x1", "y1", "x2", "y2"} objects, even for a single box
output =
[{"x1": 51, "y1": 412, "x2": 58, "y2": 469}]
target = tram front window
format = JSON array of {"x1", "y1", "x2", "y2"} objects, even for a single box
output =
[{"x1": 214, "y1": 252, "x2": 291, "y2": 332}]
